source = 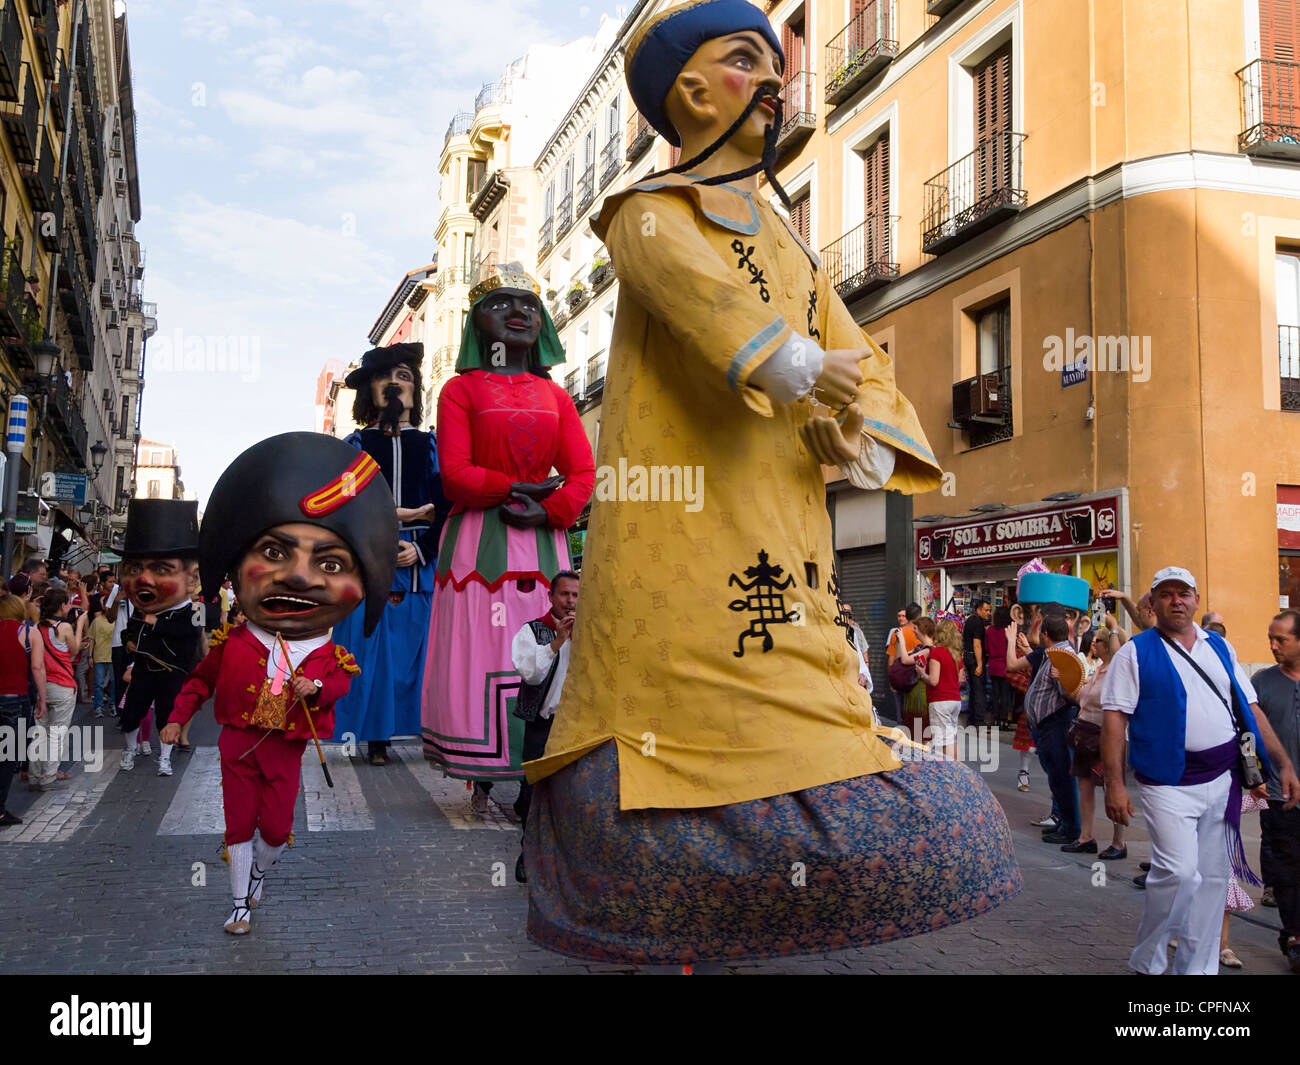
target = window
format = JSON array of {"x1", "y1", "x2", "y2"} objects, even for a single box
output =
[
  {"x1": 864, "y1": 133, "x2": 890, "y2": 264},
  {"x1": 606, "y1": 97, "x2": 621, "y2": 142},
  {"x1": 562, "y1": 157, "x2": 574, "y2": 197},
  {"x1": 1277, "y1": 251, "x2": 1300, "y2": 407},
  {"x1": 125, "y1": 327, "x2": 134, "y2": 369},
  {"x1": 543, "y1": 180, "x2": 555, "y2": 218},
  {"x1": 790, "y1": 190, "x2": 811, "y2": 246},
  {"x1": 114, "y1": 464, "x2": 125, "y2": 502},
  {"x1": 120, "y1": 396, "x2": 130, "y2": 430},
  {"x1": 148, "y1": 479, "x2": 161, "y2": 498},
  {"x1": 967, "y1": 299, "x2": 1012, "y2": 448},
  {"x1": 466, "y1": 158, "x2": 487, "y2": 200},
  {"x1": 1262, "y1": 0, "x2": 1300, "y2": 61},
  {"x1": 782, "y1": 12, "x2": 805, "y2": 80},
  {"x1": 584, "y1": 129, "x2": 596, "y2": 169}
]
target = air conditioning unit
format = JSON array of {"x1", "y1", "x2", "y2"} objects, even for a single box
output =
[
  {"x1": 111, "y1": 131, "x2": 122, "y2": 154},
  {"x1": 951, "y1": 372, "x2": 1004, "y2": 426}
]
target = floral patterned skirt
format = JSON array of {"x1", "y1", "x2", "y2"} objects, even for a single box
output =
[{"x1": 524, "y1": 740, "x2": 1022, "y2": 964}]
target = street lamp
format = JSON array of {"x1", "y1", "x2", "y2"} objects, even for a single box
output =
[
  {"x1": 90, "y1": 439, "x2": 107, "y2": 472},
  {"x1": 31, "y1": 339, "x2": 59, "y2": 382}
]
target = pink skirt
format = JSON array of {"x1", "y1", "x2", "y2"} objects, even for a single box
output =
[{"x1": 420, "y1": 507, "x2": 571, "y2": 780}]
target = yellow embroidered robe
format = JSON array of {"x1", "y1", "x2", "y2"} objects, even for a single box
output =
[{"x1": 526, "y1": 173, "x2": 943, "y2": 810}]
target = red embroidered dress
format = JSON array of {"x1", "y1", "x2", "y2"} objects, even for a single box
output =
[{"x1": 421, "y1": 369, "x2": 594, "y2": 779}]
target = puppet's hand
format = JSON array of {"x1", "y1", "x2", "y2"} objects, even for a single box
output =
[
  {"x1": 499, "y1": 493, "x2": 549, "y2": 528},
  {"x1": 800, "y1": 404, "x2": 865, "y2": 465},
  {"x1": 812, "y1": 348, "x2": 866, "y2": 409},
  {"x1": 509, "y1": 476, "x2": 563, "y2": 501},
  {"x1": 160, "y1": 723, "x2": 182, "y2": 745},
  {"x1": 395, "y1": 542, "x2": 419, "y2": 568},
  {"x1": 291, "y1": 676, "x2": 317, "y2": 700},
  {"x1": 395, "y1": 503, "x2": 436, "y2": 523}
]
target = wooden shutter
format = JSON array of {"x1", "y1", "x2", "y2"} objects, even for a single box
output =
[
  {"x1": 782, "y1": 17, "x2": 804, "y2": 81},
  {"x1": 864, "y1": 134, "x2": 890, "y2": 263},
  {"x1": 974, "y1": 44, "x2": 1012, "y2": 201},
  {"x1": 790, "y1": 192, "x2": 810, "y2": 246},
  {"x1": 1260, "y1": 1, "x2": 1300, "y2": 130}
]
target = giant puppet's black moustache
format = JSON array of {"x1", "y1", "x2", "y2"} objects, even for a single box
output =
[{"x1": 648, "y1": 86, "x2": 791, "y2": 209}]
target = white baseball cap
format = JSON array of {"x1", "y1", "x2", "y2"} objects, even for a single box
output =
[{"x1": 1150, "y1": 566, "x2": 1197, "y2": 593}]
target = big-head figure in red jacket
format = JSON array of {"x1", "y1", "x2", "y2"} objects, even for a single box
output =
[{"x1": 162, "y1": 432, "x2": 397, "y2": 936}]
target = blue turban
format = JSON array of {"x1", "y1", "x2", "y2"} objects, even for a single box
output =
[{"x1": 626, "y1": 0, "x2": 784, "y2": 148}]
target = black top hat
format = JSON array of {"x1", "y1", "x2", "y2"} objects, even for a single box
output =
[
  {"x1": 343, "y1": 342, "x2": 424, "y2": 392},
  {"x1": 122, "y1": 499, "x2": 200, "y2": 560},
  {"x1": 199, "y1": 432, "x2": 397, "y2": 636}
]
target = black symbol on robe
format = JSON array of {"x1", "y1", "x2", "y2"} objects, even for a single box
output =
[
  {"x1": 827, "y1": 570, "x2": 855, "y2": 648},
  {"x1": 731, "y1": 239, "x2": 771, "y2": 303},
  {"x1": 807, "y1": 287, "x2": 821, "y2": 343},
  {"x1": 728, "y1": 550, "x2": 798, "y2": 657}
]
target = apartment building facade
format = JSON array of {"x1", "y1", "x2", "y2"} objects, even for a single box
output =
[{"x1": 756, "y1": 0, "x2": 1300, "y2": 672}]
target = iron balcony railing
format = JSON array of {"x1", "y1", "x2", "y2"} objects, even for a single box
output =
[
  {"x1": 0, "y1": 62, "x2": 40, "y2": 166},
  {"x1": 443, "y1": 111, "x2": 472, "y2": 147},
  {"x1": 965, "y1": 365, "x2": 1014, "y2": 449},
  {"x1": 565, "y1": 367, "x2": 584, "y2": 399},
  {"x1": 600, "y1": 135, "x2": 621, "y2": 187},
  {"x1": 922, "y1": 130, "x2": 1027, "y2": 255},
  {"x1": 626, "y1": 111, "x2": 654, "y2": 162},
  {"x1": 538, "y1": 215, "x2": 554, "y2": 256},
  {"x1": 39, "y1": 185, "x2": 62, "y2": 252},
  {"x1": 577, "y1": 164, "x2": 595, "y2": 211},
  {"x1": 1280, "y1": 325, "x2": 1300, "y2": 412},
  {"x1": 821, "y1": 213, "x2": 898, "y2": 301},
  {"x1": 22, "y1": 128, "x2": 55, "y2": 211},
  {"x1": 31, "y1": 0, "x2": 57, "y2": 78},
  {"x1": 51, "y1": 47, "x2": 68, "y2": 131},
  {"x1": 775, "y1": 71, "x2": 816, "y2": 153},
  {"x1": 1237, "y1": 58, "x2": 1300, "y2": 159},
  {"x1": 556, "y1": 191, "x2": 574, "y2": 237},
  {"x1": 825, "y1": 0, "x2": 898, "y2": 106},
  {"x1": 474, "y1": 79, "x2": 508, "y2": 113}
]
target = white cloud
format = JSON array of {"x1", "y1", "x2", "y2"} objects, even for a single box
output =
[{"x1": 181, "y1": 2, "x2": 280, "y2": 45}]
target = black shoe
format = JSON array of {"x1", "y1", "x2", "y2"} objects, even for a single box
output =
[
  {"x1": 1098, "y1": 845, "x2": 1127, "y2": 861},
  {"x1": 1286, "y1": 939, "x2": 1300, "y2": 974},
  {"x1": 1134, "y1": 872, "x2": 1147, "y2": 889},
  {"x1": 1140, "y1": 861, "x2": 1151, "y2": 872},
  {"x1": 1061, "y1": 839, "x2": 1098, "y2": 853},
  {"x1": 0, "y1": 810, "x2": 21, "y2": 827},
  {"x1": 515, "y1": 852, "x2": 527, "y2": 884},
  {"x1": 1041, "y1": 831, "x2": 1074, "y2": 844}
]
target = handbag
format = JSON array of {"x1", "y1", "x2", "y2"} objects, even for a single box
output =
[
  {"x1": 1158, "y1": 632, "x2": 1265, "y2": 789},
  {"x1": 887, "y1": 629, "x2": 920, "y2": 692},
  {"x1": 1066, "y1": 718, "x2": 1102, "y2": 756}
]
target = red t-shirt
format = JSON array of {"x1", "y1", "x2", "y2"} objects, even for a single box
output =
[
  {"x1": 0, "y1": 619, "x2": 31, "y2": 696},
  {"x1": 926, "y1": 646, "x2": 961, "y2": 703},
  {"x1": 986, "y1": 626, "x2": 1009, "y2": 677}
]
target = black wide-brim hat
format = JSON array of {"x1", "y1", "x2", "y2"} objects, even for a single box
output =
[
  {"x1": 122, "y1": 499, "x2": 200, "y2": 560},
  {"x1": 199, "y1": 432, "x2": 397, "y2": 636},
  {"x1": 343, "y1": 342, "x2": 424, "y2": 392}
]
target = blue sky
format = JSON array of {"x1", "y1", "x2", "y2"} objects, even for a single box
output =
[{"x1": 126, "y1": 0, "x2": 609, "y2": 505}]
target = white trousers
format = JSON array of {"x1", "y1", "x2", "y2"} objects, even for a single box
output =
[{"x1": 1129, "y1": 770, "x2": 1231, "y2": 975}]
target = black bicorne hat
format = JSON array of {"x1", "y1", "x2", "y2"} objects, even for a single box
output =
[
  {"x1": 343, "y1": 342, "x2": 424, "y2": 392},
  {"x1": 122, "y1": 499, "x2": 200, "y2": 560},
  {"x1": 199, "y1": 432, "x2": 397, "y2": 636}
]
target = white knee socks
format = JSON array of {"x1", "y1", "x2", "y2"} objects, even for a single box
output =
[
  {"x1": 226, "y1": 840, "x2": 253, "y2": 932},
  {"x1": 124, "y1": 727, "x2": 139, "y2": 753}
]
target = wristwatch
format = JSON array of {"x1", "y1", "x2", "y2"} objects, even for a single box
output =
[{"x1": 312, "y1": 679, "x2": 323, "y2": 691}]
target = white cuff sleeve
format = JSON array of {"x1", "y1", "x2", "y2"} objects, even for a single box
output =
[
  {"x1": 748, "y1": 333, "x2": 824, "y2": 404},
  {"x1": 841, "y1": 432, "x2": 897, "y2": 490}
]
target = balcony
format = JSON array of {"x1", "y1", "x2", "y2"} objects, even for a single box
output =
[
  {"x1": 39, "y1": 185, "x2": 62, "y2": 251},
  {"x1": 821, "y1": 213, "x2": 898, "y2": 301},
  {"x1": 31, "y1": 0, "x2": 57, "y2": 78},
  {"x1": 0, "y1": 253, "x2": 27, "y2": 341},
  {"x1": 443, "y1": 111, "x2": 472, "y2": 148},
  {"x1": 600, "y1": 135, "x2": 622, "y2": 187},
  {"x1": 825, "y1": 0, "x2": 898, "y2": 106},
  {"x1": 538, "y1": 216, "x2": 554, "y2": 257},
  {"x1": 564, "y1": 367, "x2": 584, "y2": 400},
  {"x1": 921, "y1": 131, "x2": 1027, "y2": 255},
  {"x1": 0, "y1": 63, "x2": 40, "y2": 166},
  {"x1": 775, "y1": 71, "x2": 816, "y2": 154},
  {"x1": 20, "y1": 128, "x2": 56, "y2": 211},
  {"x1": 625, "y1": 110, "x2": 654, "y2": 162},
  {"x1": 586, "y1": 349, "x2": 607, "y2": 397},
  {"x1": 1281, "y1": 326, "x2": 1300, "y2": 412},
  {"x1": 589, "y1": 260, "x2": 614, "y2": 293},
  {"x1": 431, "y1": 345, "x2": 457, "y2": 375},
  {"x1": 1237, "y1": 59, "x2": 1300, "y2": 160},
  {"x1": 555, "y1": 192, "x2": 574, "y2": 237},
  {"x1": 474, "y1": 79, "x2": 508, "y2": 113},
  {"x1": 0, "y1": 0, "x2": 19, "y2": 102},
  {"x1": 927, "y1": 0, "x2": 965, "y2": 16},
  {"x1": 51, "y1": 48, "x2": 68, "y2": 131},
  {"x1": 49, "y1": 372, "x2": 89, "y2": 468},
  {"x1": 957, "y1": 365, "x2": 1013, "y2": 449},
  {"x1": 577, "y1": 164, "x2": 595, "y2": 211}
]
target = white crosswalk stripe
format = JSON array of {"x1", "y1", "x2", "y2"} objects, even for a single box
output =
[
  {"x1": 157, "y1": 747, "x2": 225, "y2": 836},
  {"x1": 302, "y1": 744, "x2": 374, "y2": 832},
  {"x1": 3, "y1": 761, "x2": 121, "y2": 844},
  {"x1": 389, "y1": 745, "x2": 519, "y2": 831}
]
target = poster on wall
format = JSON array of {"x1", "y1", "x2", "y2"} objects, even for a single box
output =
[{"x1": 1078, "y1": 551, "x2": 1119, "y2": 594}]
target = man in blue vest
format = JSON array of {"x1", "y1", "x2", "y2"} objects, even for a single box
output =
[{"x1": 1102, "y1": 566, "x2": 1299, "y2": 975}]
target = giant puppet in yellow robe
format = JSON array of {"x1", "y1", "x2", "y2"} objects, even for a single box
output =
[{"x1": 523, "y1": 0, "x2": 1021, "y2": 965}]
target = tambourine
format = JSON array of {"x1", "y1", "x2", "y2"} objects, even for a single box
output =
[{"x1": 1046, "y1": 648, "x2": 1086, "y2": 699}]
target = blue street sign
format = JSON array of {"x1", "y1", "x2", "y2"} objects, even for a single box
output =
[{"x1": 1062, "y1": 357, "x2": 1089, "y2": 388}]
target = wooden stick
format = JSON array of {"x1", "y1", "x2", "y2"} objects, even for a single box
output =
[{"x1": 276, "y1": 632, "x2": 333, "y2": 789}]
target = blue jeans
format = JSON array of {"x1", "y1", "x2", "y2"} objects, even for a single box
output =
[
  {"x1": 93, "y1": 662, "x2": 115, "y2": 712},
  {"x1": 1032, "y1": 708, "x2": 1080, "y2": 841}
]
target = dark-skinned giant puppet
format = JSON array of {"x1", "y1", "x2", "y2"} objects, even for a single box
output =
[
  {"x1": 419, "y1": 263, "x2": 594, "y2": 805},
  {"x1": 117, "y1": 499, "x2": 204, "y2": 778},
  {"x1": 522, "y1": 0, "x2": 1021, "y2": 964},
  {"x1": 160, "y1": 433, "x2": 397, "y2": 936},
  {"x1": 329, "y1": 342, "x2": 449, "y2": 766}
]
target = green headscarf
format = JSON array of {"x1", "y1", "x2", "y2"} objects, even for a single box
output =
[{"x1": 454, "y1": 289, "x2": 567, "y2": 373}]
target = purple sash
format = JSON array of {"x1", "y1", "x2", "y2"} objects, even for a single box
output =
[{"x1": 1136, "y1": 739, "x2": 1260, "y2": 887}]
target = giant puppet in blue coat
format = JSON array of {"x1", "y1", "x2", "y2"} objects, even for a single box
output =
[{"x1": 329, "y1": 343, "x2": 450, "y2": 764}]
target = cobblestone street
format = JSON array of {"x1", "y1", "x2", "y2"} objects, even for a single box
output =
[{"x1": 1, "y1": 702, "x2": 1292, "y2": 975}]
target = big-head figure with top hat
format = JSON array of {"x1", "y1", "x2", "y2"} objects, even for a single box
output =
[{"x1": 161, "y1": 432, "x2": 397, "y2": 937}]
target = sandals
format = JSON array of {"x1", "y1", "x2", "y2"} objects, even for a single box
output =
[
  {"x1": 1016, "y1": 770, "x2": 1030, "y2": 792},
  {"x1": 224, "y1": 899, "x2": 252, "y2": 935},
  {"x1": 248, "y1": 865, "x2": 267, "y2": 908},
  {"x1": 1219, "y1": 948, "x2": 1243, "y2": 969}
]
